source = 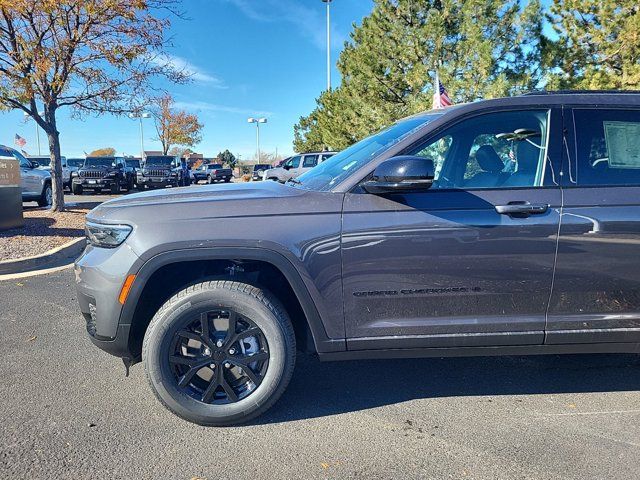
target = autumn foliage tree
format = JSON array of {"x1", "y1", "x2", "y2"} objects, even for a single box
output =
[
  {"x1": 0, "y1": 0, "x2": 185, "y2": 211},
  {"x1": 153, "y1": 94, "x2": 203, "y2": 155},
  {"x1": 88, "y1": 147, "x2": 117, "y2": 157}
]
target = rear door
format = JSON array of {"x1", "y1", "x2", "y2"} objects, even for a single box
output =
[
  {"x1": 298, "y1": 154, "x2": 319, "y2": 176},
  {"x1": 341, "y1": 108, "x2": 563, "y2": 350},
  {"x1": 547, "y1": 106, "x2": 640, "y2": 344}
]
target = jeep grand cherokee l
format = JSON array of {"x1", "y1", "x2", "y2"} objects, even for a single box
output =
[{"x1": 75, "y1": 92, "x2": 640, "y2": 426}]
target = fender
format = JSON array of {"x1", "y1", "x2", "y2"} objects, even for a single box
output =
[{"x1": 118, "y1": 246, "x2": 346, "y2": 354}]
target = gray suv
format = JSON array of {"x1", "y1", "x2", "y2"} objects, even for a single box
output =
[
  {"x1": 262, "y1": 151, "x2": 335, "y2": 182},
  {"x1": 0, "y1": 146, "x2": 52, "y2": 206},
  {"x1": 75, "y1": 92, "x2": 640, "y2": 426}
]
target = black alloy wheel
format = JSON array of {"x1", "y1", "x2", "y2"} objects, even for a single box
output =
[{"x1": 168, "y1": 309, "x2": 269, "y2": 404}]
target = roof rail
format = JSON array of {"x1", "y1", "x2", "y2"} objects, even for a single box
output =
[{"x1": 522, "y1": 89, "x2": 640, "y2": 96}]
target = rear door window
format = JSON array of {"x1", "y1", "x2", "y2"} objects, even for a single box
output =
[
  {"x1": 302, "y1": 154, "x2": 319, "y2": 168},
  {"x1": 571, "y1": 108, "x2": 640, "y2": 186}
]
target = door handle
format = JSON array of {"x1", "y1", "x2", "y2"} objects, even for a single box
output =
[{"x1": 495, "y1": 202, "x2": 549, "y2": 217}]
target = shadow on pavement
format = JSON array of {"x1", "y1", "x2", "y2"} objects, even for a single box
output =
[{"x1": 257, "y1": 353, "x2": 640, "y2": 424}]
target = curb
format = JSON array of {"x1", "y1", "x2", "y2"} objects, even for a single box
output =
[{"x1": 0, "y1": 237, "x2": 86, "y2": 276}]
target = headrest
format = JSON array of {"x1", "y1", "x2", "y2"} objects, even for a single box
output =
[
  {"x1": 516, "y1": 140, "x2": 541, "y2": 174},
  {"x1": 475, "y1": 145, "x2": 504, "y2": 173}
]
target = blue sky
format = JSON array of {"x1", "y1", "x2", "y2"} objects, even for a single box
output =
[{"x1": 2, "y1": 0, "x2": 374, "y2": 160}]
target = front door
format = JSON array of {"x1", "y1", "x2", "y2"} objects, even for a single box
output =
[
  {"x1": 341, "y1": 108, "x2": 563, "y2": 350},
  {"x1": 547, "y1": 106, "x2": 640, "y2": 344}
]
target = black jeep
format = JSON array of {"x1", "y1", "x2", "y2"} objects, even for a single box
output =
[
  {"x1": 138, "y1": 155, "x2": 186, "y2": 189},
  {"x1": 72, "y1": 156, "x2": 134, "y2": 194}
]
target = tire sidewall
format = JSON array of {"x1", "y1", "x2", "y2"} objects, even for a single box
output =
[{"x1": 144, "y1": 285, "x2": 292, "y2": 426}]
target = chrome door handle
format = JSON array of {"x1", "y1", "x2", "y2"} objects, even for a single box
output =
[{"x1": 495, "y1": 202, "x2": 549, "y2": 217}]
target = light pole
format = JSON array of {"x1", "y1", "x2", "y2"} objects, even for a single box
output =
[
  {"x1": 322, "y1": 0, "x2": 332, "y2": 91},
  {"x1": 23, "y1": 112, "x2": 44, "y2": 155},
  {"x1": 129, "y1": 112, "x2": 151, "y2": 160},
  {"x1": 247, "y1": 117, "x2": 267, "y2": 162}
]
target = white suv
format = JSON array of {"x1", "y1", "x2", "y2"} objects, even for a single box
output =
[{"x1": 263, "y1": 151, "x2": 336, "y2": 183}]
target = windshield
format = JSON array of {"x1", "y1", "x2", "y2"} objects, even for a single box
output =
[
  {"x1": 67, "y1": 158, "x2": 85, "y2": 167},
  {"x1": 128, "y1": 159, "x2": 141, "y2": 168},
  {"x1": 145, "y1": 156, "x2": 174, "y2": 166},
  {"x1": 85, "y1": 157, "x2": 114, "y2": 167},
  {"x1": 208, "y1": 164, "x2": 223, "y2": 169},
  {"x1": 293, "y1": 113, "x2": 443, "y2": 191}
]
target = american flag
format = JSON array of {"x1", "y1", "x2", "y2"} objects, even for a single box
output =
[
  {"x1": 432, "y1": 72, "x2": 453, "y2": 109},
  {"x1": 14, "y1": 134, "x2": 26, "y2": 147}
]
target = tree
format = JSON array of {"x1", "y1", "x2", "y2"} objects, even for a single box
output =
[
  {"x1": 217, "y1": 149, "x2": 237, "y2": 168},
  {"x1": 294, "y1": 0, "x2": 542, "y2": 152},
  {"x1": 544, "y1": 1, "x2": 640, "y2": 89},
  {"x1": 0, "y1": 0, "x2": 184, "y2": 211},
  {"x1": 89, "y1": 147, "x2": 117, "y2": 157},
  {"x1": 153, "y1": 94, "x2": 203, "y2": 155},
  {"x1": 168, "y1": 146, "x2": 193, "y2": 157}
]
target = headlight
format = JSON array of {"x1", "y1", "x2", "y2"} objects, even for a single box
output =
[
  {"x1": 71, "y1": 171, "x2": 78, "y2": 177},
  {"x1": 85, "y1": 222, "x2": 132, "y2": 248},
  {"x1": 106, "y1": 172, "x2": 117, "y2": 177}
]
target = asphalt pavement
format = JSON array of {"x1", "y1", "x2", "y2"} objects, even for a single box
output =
[{"x1": 1, "y1": 269, "x2": 639, "y2": 479}]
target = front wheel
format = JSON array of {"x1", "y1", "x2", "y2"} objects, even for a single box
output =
[
  {"x1": 207, "y1": 175, "x2": 213, "y2": 184},
  {"x1": 38, "y1": 183, "x2": 52, "y2": 207},
  {"x1": 143, "y1": 281, "x2": 296, "y2": 426},
  {"x1": 71, "y1": 183, "x2": 83, "y2": 195}
]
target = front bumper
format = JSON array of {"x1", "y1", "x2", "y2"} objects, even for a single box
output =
[
  {"x1": 75, "y1": 242, "x2": 141, "y2": 358},
  {"x1": 73, "y1": 178, "x2": 116, "y2": 189},
  {"x1": 137, "y1": 176, "x2": 178, "y2": 187}
]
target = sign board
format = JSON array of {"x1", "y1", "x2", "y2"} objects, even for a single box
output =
[{"x1": 0, "y1": 157, "x2": 23, "y2": 230}]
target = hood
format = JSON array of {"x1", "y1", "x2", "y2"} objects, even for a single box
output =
[{"x1": 86, "y1": 180, "x2": 326, "y2": 224}]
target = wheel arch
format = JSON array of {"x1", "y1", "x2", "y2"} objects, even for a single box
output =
[{"x1": 121, "y1": 247, "x2": 344, "y2": 359}]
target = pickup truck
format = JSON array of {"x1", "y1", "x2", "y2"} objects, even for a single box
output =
[{"x1": 204, "y1": 164, "x2": 232, "y2": 183}]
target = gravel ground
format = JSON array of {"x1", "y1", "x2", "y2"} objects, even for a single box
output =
[
  {"x1": 0, "y1": 208, "x2": 88, "y2": 261},
  {"x1": 1, "y1": 269, "x2": 639, "y2": 480}
]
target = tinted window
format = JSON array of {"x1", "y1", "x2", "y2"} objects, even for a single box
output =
[
  {"x1": 12, "y1": 150, "x2": 31, "y2": 168},
  {"x1": 572, "y1": 109, "x2": 640, "y2": 186},
  {"x1": 85, "y1": 157, "x2": 114, "y2": 167},
  {"x1": 302, "y1": 154, "x2": 319, "y2": 168},
  {"x1": 406, "y1": 110, "x2": 550, "y2": 189},
  {"x1": 284, "y1": 156, "x2": 301, "y2": 168}
]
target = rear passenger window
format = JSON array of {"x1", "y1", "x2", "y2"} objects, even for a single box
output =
[
  {"x1": 572, "y1": 109, "x2": 640, "y2": 186},
  {"x1": 302, "y1": 155, "x2": 319, "y2": 168}
]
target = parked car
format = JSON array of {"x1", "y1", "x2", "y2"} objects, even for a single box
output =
[
  {"x1": 137, "y1": 155, "x2": 186, "y2": 189},
  {"x1": 28, "y1": 155, "x2": 71, "y2": 189},
  {"x1": 75, "y1": 91, "x2": 640, "y2": 426},
  {"x1": 67, "y1": 158, "x2": 85, "y2": 184},
  {"x1": 204, "y1": 163, "x2": 232, "y2": 183},
  {"x1": 191, "y1": 164, "x2": 209, "y2": 183},
  {"x1": 0, "y1": 146, "x2": 52, "y2": 206},
  {"x1": 251, "y1": 164, "x2": 271, "y2": 181},
  {"x1": 72, "y1": 156, "x2": 134, "y2": 194},
  {"x1": 126, "y1": 158, "x2": 143, "y2": 188},
  {"x1": 262, "y1": 151, "x2": 336, "y2": 182}
]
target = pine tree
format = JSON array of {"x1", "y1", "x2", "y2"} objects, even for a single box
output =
[
  {"x1": 294, "y1": 0, "x2": 542, "y2": 152},
  {"x1": 545, "y1": 0, "x2": 640, "y2": 89}
]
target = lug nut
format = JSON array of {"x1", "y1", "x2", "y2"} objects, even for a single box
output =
[
  {"x1": 224, "y1": 362, "x2": 231, "y2": 369},
  {"x1": 229, "y1": 348, "x2": 236, "y2": 355},
  {"x1": 210, "y1": 363, "x2": 216, "y2": 369},
  {"x1": 204, "y1": 348, "x2": 211, "y2": 356},
  {"x1": 216, "y1": 340, "x2": 223, "y2": 348}
]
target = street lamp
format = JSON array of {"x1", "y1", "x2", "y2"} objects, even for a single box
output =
[
  {"x1": 247, "y1": 117, "x2": 267, "y2": 162},
  {"x1": 129, "y1": 112, "x2": 151, "y2": 160},
  {"x1": 23, "y1": 111, "x2": 44, "y2": 155},
  {"x1": 322, "y1": 0, "x2": 332, "y2": 91}
]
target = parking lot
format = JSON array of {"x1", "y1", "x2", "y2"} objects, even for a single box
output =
[{"x1": 1, "y1": 269, "x2": 639, "y2": 479}]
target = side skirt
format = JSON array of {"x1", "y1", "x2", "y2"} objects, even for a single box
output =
[{"x1": 318, "y1": 342, "x2": 640, "y2": 362}]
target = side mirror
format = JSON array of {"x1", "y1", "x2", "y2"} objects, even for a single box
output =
[
  {"x1": 283, "y1": 164, "x2": 292, "y2": 170},
  {"x1": 362, "y1": 156, "x2": 435, "y2": 194}
]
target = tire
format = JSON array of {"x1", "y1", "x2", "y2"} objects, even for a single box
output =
[
  {"x1": 207, "y1": 175, "x2": 213, "y2": 184},
  {"x1": 267, "y1": 177, "x2": 278, "y2": 182},
  {"x1": 38, "y1": 182, "x2": 52, "y2": 207},
  {"x1": 224, "y1": 178, "x2": 231, "y2": 183},
  {"x1": 143, "y1": 280, "x2": 296, "y2": 426},
  {"x1": 71, "y1": 183, "x2": 83, "y2": 195},
  {"x1": 110, "y1": 183, "x2": 118, "y2": 194}
]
